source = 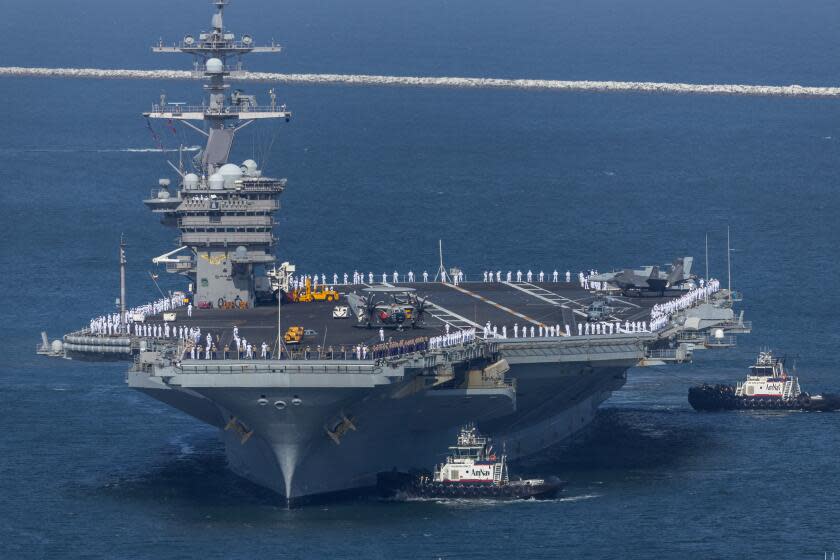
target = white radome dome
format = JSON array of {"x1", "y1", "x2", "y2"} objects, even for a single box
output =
[
  {"x1": 208, "y1": 173, "x2": 225, "y2": 190},
  {"x1": 205, "y1": 58, "x2": 224, "y2": 74},
  {"x1": 183, "y1": 173, "x2": 200, "y2": 189},
  {"x1": 219, "y1": 163, "x2": 243, "y2": 187},
  {"x1": 219, "y1": 163, "x2": 243, "y2": 178}
]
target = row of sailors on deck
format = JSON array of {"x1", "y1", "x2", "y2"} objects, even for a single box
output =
[
  {"x1": 484, "y1": 322, "x2": 561, "y2": 338},
  {"x1": 301, "y1": 270, "x2": 467, "y2": 286},
  {"x1": 475, "y1": 269, "x2": 617, "y2": 289},
  {"x1": 186, "y1": 339, "x2": 269, "y2": 360},
  {"x1": 293, "y1": 271, "x2": 423, "y2": 288},
  {"x1": 650, "y1": 279, "x2": 721, "y2": 324},
  {"x1": 372, "y1": 337, "x2": 428, "y2": 359},
  {"x1": 579, "y1": 321, "x2": 649, "y2": 335},
  {"x1": 480, "y1": 321, "x2": 650, "y2": 339},
  {"x1": 298, "y1": 269, "x2": 629, "y2": 286},
  {"x1": 482, "y1": 270, "x2": 575, "y2": 283},
  {"x1": 132, "y1": 323, "x2": 203, "y2": 341},
  {"x1": 88, "y1": 294, "x2": 185, "y2": 335},
  {"x1": 429, "y1": 328, "x2": 477, "y2": 349},
  {"x1": 183, "y1": 339, "x2": 433, "y2": 361},
  {"x1": 295, "y1": 269, "x2": 537, "y2": 286}
]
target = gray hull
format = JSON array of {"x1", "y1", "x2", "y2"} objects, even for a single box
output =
[{"x1": 130, "y1": 358, "x2": 625, "y2": 504}]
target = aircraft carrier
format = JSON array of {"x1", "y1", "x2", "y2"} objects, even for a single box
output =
[{"x1": 36, "y1": 1, "x2": 752, "y2": 505}]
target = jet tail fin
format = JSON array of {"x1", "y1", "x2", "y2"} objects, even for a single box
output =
[
  {"x1": 665, "y1": 263, "x2": 683, "y2": 286},
  {"x1": 665, "y1": 257, "x2": 693, "y2": 286}
]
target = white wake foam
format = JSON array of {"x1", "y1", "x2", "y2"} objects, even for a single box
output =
[{"x1": 2, "y1": 66, "x2": 839, "y2": 98}]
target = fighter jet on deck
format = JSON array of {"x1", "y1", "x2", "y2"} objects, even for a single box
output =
[{"x1": 590, "y1": 257, "x2": 694, "y2": 297}]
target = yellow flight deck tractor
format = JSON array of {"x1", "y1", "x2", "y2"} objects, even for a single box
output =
[
  {"x1": 292, "y1": 278, "x2": 339, "y2": 303},
  {"x1": 284, "y1": 326, "x2": 304, "y2": 345}
]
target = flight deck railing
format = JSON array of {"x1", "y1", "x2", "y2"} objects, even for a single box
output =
[
  {"x1": 130, "y1": 337, "x2": 498, "y2": 373},
  {"x1": 174, "y1": 362, "x2": 376, "y2": 375}
]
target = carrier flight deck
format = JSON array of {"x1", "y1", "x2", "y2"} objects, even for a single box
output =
[{"x1": 146, "y1": 280, "x2": 676, "y2": 358}]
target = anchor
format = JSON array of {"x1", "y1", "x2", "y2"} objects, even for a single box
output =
[
  {"x1": 224, "y1": 415, "x2": 254, "y2": 444},
  {"x1": 324, "y1": 412, "x2": 356, "y2": 445}
]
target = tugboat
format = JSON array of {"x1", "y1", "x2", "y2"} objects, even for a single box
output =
[
  {"x1": 377, "y1": 425, "x2": 563, "y2": 500},
  {"x1": 689, "y1": 351, "x2": 840, "y2": 411}
]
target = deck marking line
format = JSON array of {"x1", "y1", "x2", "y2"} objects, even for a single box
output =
[
  {"x1": 503, "y1": 282, "x2": 589, "y2": 318},
  {"x1": 442, "y1": 282, "x2": 553, "y2": 330}
]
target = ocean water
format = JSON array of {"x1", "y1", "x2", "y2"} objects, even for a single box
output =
[{"x1": 2, "y1": 0, "x2": 840, "y2": 558}]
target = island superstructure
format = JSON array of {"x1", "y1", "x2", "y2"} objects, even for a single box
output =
[
  {"x1": 37, "y1": 1, "x2": 752, "y2": 505},
  {"x1": 144, "y1": 0, "x2": 290, "y2": 309}
]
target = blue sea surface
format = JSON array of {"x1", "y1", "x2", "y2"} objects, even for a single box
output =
[{"x1": 2, "y1": 0, "x2": 840, "y2": 558}]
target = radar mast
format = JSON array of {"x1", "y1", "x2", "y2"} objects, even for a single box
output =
[{"x1": 146, "y1": 0, "x2": 290, "y2": 175}]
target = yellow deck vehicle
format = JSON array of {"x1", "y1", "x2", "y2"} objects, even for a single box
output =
[
  {"x1": 284, "y1": 326, "x2": 304, "y2": 345},
  {"x1": 292, "y1": 278, "x2": 339, "y2": 303}
]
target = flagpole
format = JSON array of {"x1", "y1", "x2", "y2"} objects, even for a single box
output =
[{"x1": 727, "y1": 226, "x2": 732, "y2": 300}]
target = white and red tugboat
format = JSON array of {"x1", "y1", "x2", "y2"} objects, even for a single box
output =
[
  {"x1": 378, "y1": 425, "x2": 563, "y2": 500},
  {"x1": 689, "y1": 351, "x2": 840, "y2": 412}
]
